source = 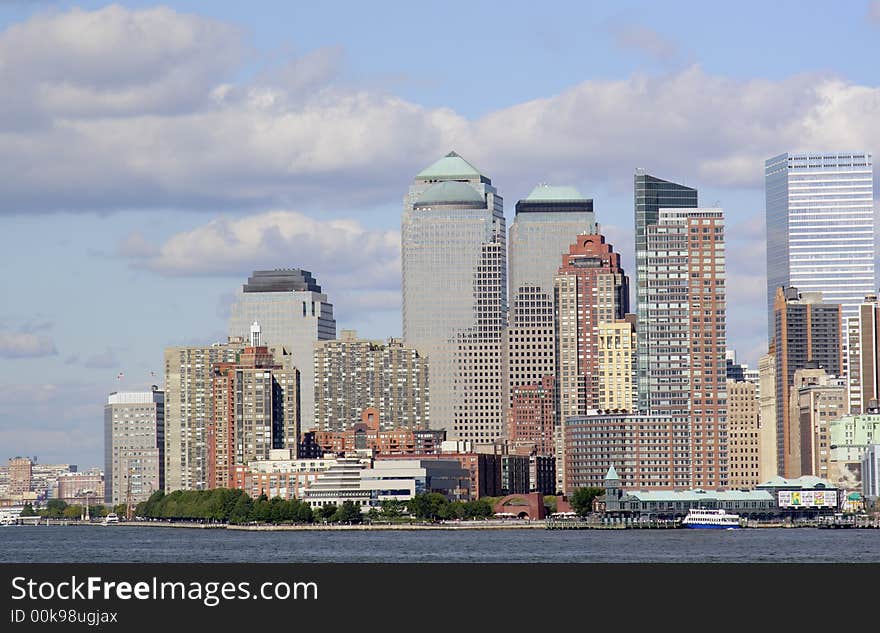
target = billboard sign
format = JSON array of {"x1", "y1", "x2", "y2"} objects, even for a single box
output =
[{"x1": 777, "y1": 489, "x2": 838, "y2": 508}]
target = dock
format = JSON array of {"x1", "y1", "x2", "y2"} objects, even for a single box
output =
[{"x1": 547, "y1": 518, "x2": 681, "y2": 530}]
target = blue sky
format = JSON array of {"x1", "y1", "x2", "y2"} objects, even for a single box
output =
[{"x1": 2, "y1": 1, "x2": 879, "y2": 468}]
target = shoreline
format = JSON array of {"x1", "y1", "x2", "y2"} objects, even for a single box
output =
[{"x1": 122, "y1": 520, "x2": 546, "y2": 531}]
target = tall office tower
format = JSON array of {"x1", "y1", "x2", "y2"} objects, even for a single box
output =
[
  {"x1": 757, "y1": 352, "x2": 778, "y2": 480},
  {"x1": 507, "y1": 185, "x2": 596, "y2": 405},
  {"x1": 772, "y1": 286, "x2": 842, "y2": 477},
  {"x1": 104, "y1": 386, "x2": 164, "y2": 505},
  {"x1": 726, "y1": 379, "x2": 760, "y2": 489},
  {"x1": 164, "y1": 339, "x2": 245, "y2": 491},
  {"x1": 597, "y1": 317, "x2": 637, "y2": 412},
  {"x1": 554, "y1": 233, "x2": 630, "y2": 419},
  {"x1": 634, "y1": 170, "x2": 698, "y2": 411},
  {"x1": 208, "y1": 340, "x2": 299, "y2": 489},
  {"x1": 554, "y1": 234, "x2": 629, "y2": 493},
  {"x1": 229, "y1": 269, "x2": 336, "y2": 430},
  {"x1": 765, "y1": 152, "x2": 874, "y2": 334},
  {"x1": 788, "y1": 366, "x2": 846, "y2": 479},
  {"x1": 644, "y1": 208, "x2": 727, "y2": 489},
  {"x1": 402, "y1": 151, "x2": 506, "y2": 441},
  {"x1": 847, "y1": 294, "x2": 880, "y2": 414},
  {"x1": 314, "y1": 330, "x2": 429, "y2": 433}
]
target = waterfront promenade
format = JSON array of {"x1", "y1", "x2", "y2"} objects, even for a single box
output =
[{"x1": 17, "y1": 514, "x2": 880, "y2": 531}]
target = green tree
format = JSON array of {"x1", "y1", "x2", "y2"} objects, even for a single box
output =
[
  {"x1": 408, "y1": 493, "x2": 448, "y2": 520},
  {"x1": 63, "y1": 505, "x2": 83, "y2": 520},
  {"x1": 90, "y1": 504, "x2": 108, "y2": 518},
  {"x1": 319, "y1": 504, "x2": 338, "y2": 521},
  {"x1": 20, "y1": 503, "x2": 36, "y2": 517},
  {"x1": 229, "y1": 494, "x2": 255, "y2": 524},
  {"x1": 333, "y1": 500, "x2": 362, "y2": 524},
  {"x1": 463, "y1": 499, "x2": 493, "y2": 519},
  {"x1": 543, "y1": 495, "x2": 558, "y2": 515},
  {"x1": 440, "y1": 501, "x2": 466, "y2": 520},
  {"x1": 251, "y1": 494, "x2": 272, "y2": 523},
  {"x1": 380, "y1": 499, "x2": 404, "y2": 519},
  {"x1": 570, "y1": 487, "x2": 604, "y2": 517},
  {"x1": 139, "y1": 490, "x2": 164, "y2": 518},
  {"x1": 43, "y1": 499, "x2": 68, "y2": 518}
]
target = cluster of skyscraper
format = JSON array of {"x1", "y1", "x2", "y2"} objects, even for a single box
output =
[{"x1": 104, "y1": 148, "x2": 876, "y2": 506}]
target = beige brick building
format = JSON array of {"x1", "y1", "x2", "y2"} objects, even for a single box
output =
[{"x1": 726, "y1": 379, "x2": 760, "y2": 489}]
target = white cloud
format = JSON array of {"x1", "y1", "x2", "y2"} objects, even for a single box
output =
[
  {"x1": 0, "y1": 4, "x2": 241, "y2": 120},
  {"x1": 128, "y1": 210, "x2": 401, "y2": 292},
  {"x1": 612, "y1": 24, "x2": 678, "y2": 61},
  {"x1": 116, "y1": 230, "x2": 159, "y2": 258},
  {"x1": 0, "y1": 6, "x2": 877, "y2": 215},
  {"x1": 0, "y1": 330, "x2": 57, "y2": 358}
]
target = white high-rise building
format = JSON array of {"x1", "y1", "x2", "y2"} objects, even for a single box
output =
[
  {"x1": 229, "y1": 269, "x2": 336, "y2": 430},
  {"x1": 402, "y1": 151, "x2": 507, "y2": 441},
  {"x1": 765, "y1": 152, "x2": 875, "y2": 334},
  {"x1": 104, "y1": 386, "x2": 164, "y2": 505}
]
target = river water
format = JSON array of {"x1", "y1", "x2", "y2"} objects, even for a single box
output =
[{"x1": 2, "y1": 525, "x2": 879, "y2": 563}]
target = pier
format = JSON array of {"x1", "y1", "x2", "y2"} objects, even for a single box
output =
[{"x1": 547, "y1": 518, "x2": 681, "y2": 530}]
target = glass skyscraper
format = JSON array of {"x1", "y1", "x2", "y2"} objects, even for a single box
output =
[
  {"x1": 506, "y1": 184, "x2": 596, "y2": 417},
  {"x1": 634, "y1": 169, "x2": 698, "y2": 411},
  {"x1": 228, "y1": 269, "x2": 336, "y2": 430},
  {"x1": 402, "y1": 151, "x2": 506, "y2": 440},
  {"x1": 765, "y1": 152, "x2": 875, "y2": 335}
]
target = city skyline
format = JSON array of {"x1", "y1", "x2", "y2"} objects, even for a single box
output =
[{"x1": 3, "y1": 1, "x2": 880, "y2": 468}]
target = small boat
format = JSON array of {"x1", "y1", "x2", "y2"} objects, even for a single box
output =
[
  {"x1": 681, "y1": 508, "x2": 741, "y2": 529},
  {"x1": 102, "y1": 513, "x2": 119, "y2": 525}
]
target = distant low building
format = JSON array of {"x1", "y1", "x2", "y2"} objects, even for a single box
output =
[
  {"x1": 302, "y1": 457, "x2": 469, "y2": 512},
  {"x1": 231, "y1": 449, "x2": 356, "y2": 500},
  {"x1": 755, "y1": 475, "x2": 841, "y2": 517},
  {"x1": 313, "y1": 408, "x2": 445, "y2": 457},
  {"x1": 56, "y1": 470, "x2": 104, "y2": 505}
]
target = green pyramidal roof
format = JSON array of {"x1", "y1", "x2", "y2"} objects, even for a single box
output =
[
  {"x1": 525, "y1": 184, "x2": 586, "y2": 201},
  {"x1": 605, "y1": 465, "x2": 620, "y2": 481},
  {"x1": 417, "y1": 151, "x2": 484, "y2": 180}
]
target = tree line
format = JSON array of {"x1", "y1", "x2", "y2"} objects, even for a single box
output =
[{"x1": 24, "y1": 487, "x2": 603, "y2": 523}]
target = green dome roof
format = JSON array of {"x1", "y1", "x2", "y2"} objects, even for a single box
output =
[
  {"x1": 525, "y1": 184, "x2": 587, "y2": 201},
  {"x1": 416, "y1": 151, "x2": 483, "y2": 180},
  {"x1": 414, "y1": 181, "x2": 485, "y2": 207}
]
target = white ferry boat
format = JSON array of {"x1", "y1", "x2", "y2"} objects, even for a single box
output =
[{"x1": 681, "y1": 508, "x2": 741, "y2": 529}]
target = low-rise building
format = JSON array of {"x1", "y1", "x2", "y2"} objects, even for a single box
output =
[
  {"x1": 230, "y1": 449, "x2": 359, "y2": 500},
  {"x1": 829, "y1": 412, "x2": 880, "y2": 492},
  {"x1": 755, "y1": 475, "x2": 841, "y2": 518},
  {"x1": 612, "y1": 488, "x2": 776, "y2": 519},
  {"x1": 313, "y1": 408, "x2": 445, "y2": 457},
  {"x1": 563, "y1": 411, "x2": 677, "y2": 493},
  {"x1": 56, "y1": 470, "x2": 104, "y2": 505},
  {"x1": 302, "y1": 457, "x2": 469, "y2": 511}
]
